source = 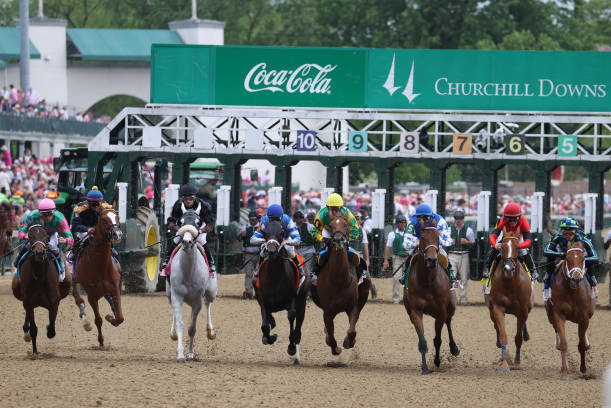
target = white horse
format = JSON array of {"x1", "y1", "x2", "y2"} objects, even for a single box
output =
[{"x1": 166, "y1": 210, "x2": 217, "y2": 363}]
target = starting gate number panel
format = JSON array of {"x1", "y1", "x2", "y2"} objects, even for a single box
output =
[
  {"x1": 452, "y1": 133, "x2": 472, "y2": 155},
  {"x1": 558, "y1": 135, "x2": 578, "y2": 157},
  {"x1": 349, "y1": 131, "x2": 368, "y2": 152},
  {"x1": 400, "y1": 132, "x2": 419, "y2": 154},
  {"x1": 296, "y1": 130, "x2": 317, "y2": 151},
  {"x1": 506, "y1": 133, "x2": 525, "y2": 155}
]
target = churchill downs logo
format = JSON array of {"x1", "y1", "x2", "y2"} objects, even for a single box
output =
[{"x1": 244, "y1": 63, "x2": 336, "y2": 94}]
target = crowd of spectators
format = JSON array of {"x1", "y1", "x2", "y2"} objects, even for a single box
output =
[{"x1": 1, "y1": 85, "x2": 111, "y2": 124}]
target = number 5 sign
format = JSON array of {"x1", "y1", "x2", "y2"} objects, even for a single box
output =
[
  {"x1": 400, "y1": 132, "x2": 419, "y2": 153},
  {"x1": 348, "y1": 131, "x2": 368, "y2": 152},
  {"x1": 558, "y1": 134, "x2": 578, "y2": 157}
]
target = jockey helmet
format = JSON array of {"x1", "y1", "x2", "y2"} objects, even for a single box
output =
[
  {"x1": 560, "y1": 217, "x2": 579, "y2": 230},
  {"x1": 267, "y1": 204, "x2": 284, "y2": 218},
  {"x1": 415, "y1": 204, "x2": 433, "y2": 216},
  {"x1": 395, "y1": 214, "x2": 407, "y2": 223},
  {"x1": 454, "y1": 210, "x2": 465, "y2": 219},
  {"x1": 248, "y1": 210, "x2": 259, "y2": 220},
  {"x1": 179, "y1": 183, "x2": 197, "y2": 198},
  {"x1": 293, "y1": 211, "x2": 304, "y2": 220},
  {"x1": 326, "y1": 193, "x2": 343, "y2": 207},
  {"x1": 503, "y1": 202, "x2": 521, "y2": 217},
  {"x1": 38, "y1": 198, "x2": 56, "y2": 214},
  {"x1": 86, "y1": 186, "x2": 103, "y2": 202}
]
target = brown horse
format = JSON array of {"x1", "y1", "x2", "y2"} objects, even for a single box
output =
[
  {"x1": 403, "y1": 221, "x2": 459, "y2": 374},
  {"x1": 72, "y1": 208, "x2": 123, "y2": 347},
  {"x1": 489, "y1": 232, "x2": 533, "y2": 372},
  {"x1": 253, "y1": 219, "x2": 309, "y2": 365},
  {"x1": 12, "y1": 224, "x2": 71, "y2": 354},
  {"x1": 0, "y1": 201, "x2": 14, "y2": 271},
  {"x1": 311, "y1": 213, "x2": 370, "y2": 355},
  {"x1": 544, "y1": 241, "x2": 595, "y2": 380}
]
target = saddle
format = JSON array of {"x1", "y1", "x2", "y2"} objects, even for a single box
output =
[
  {"x1": 482, "y1": 259, "x2": 531, "y2": 289},
  {"x1": 16, "y1": 249, "x2": 64, "y2": 281},
  {"x1": 256, "y1": 254, "x2": 303, "y2": 289},
  {"x1": 317, "y1": 250, "x2": 360, "y2": 268},
  {"x1": 410, "y1": 252, "x2": 449, "y2": 270},
  {"x1": 164, "y1": 243, "x2": 208, "y2": 278}
]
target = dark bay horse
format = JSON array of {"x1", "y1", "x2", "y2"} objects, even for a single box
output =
[
  {"x1": 12, "y1": 224, "x2": 71, "y2": 354},
  {"x1": 254, "y1": 219, "x2": 308, "y2": 365},
  {"x1": 403, "y1": 221, "x2": 459, "y2": 374},
  {"x1": 489, "y1": 232, "x2": 533, "y2": 372},
  {"x1": 0, "y1": 201, "x2": 13, "y2": 270},
  {"x1": 545, "y1": 241, "x2": 595, "y2": 380},
  {"x1": 72, "y1": 208, "x2": 123, "y2": 348},
  {"x1": 311, "y1": 213, "x2": 369, "y2": 356}
]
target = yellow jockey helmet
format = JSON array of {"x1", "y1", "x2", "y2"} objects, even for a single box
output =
[{"x1": 326, "y1": 193, "x2": 344, "y2": 207}]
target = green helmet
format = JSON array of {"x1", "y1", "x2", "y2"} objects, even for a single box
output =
[{"x1": 560, "y1": 217, "x2": 579, "y2": 230}]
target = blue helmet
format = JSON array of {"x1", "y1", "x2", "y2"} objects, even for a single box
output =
[
  {"x1": 267, "y1": 204, "x2": 284, "y2": 218},
  {"x1": 415, "y1": 204, "x2": 433, "y2": 216},
  {"x1": 86, "y1": 187, "x2": 103, "y2": 202}
]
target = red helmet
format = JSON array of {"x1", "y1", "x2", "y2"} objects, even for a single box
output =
[{"x1": 503, "y1": 202, "x2": 521, "y2": 217}]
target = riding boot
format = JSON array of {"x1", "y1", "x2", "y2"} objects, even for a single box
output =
[
  {"x1": 291, "y1": 255, "x2": 305, "y2": 279},
  {"x1": 521, "y1": 253, "x2": 538, "y2": 281},
  {"x1": 402, "y1": 264, "x2": 412, "y2": 289},
  {"x1": 398, "y1": 254, "x2": 412, "y2": 285},
  {"x1": 484, "y1": 248, "x2": 498, "y2": 278},
  {"x1": 446, "y1": 260, "x2": 458, "y2": 290},
  {"x1": 203, "y1": 243, "x2": 216, "y2": 273}
]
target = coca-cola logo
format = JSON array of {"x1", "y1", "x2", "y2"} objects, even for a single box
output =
[{"x1": 244, "y1": 62, "x2": 336, "y2": 95}]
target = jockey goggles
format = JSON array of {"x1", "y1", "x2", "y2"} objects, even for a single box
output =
[
  {"x1": 183, "y1": 195, "x2": 195, "y2": 201},
  {"x1": 40, "y1": 210, "x2": 54, "y2": 216},
  {"x1": 417, "y1": 214, "x2": 432, "y2": 222},
  {"x1": 505, "y1": 215, "x2": 521, "y2": 222}
]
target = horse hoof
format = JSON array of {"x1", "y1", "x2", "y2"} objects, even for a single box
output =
[
  {"x1": 496, "y1": 340, "x2": 501, "y2": 348},
  {"x1": 176, "y1": 358, "x2": 186, "y2": 364},
  {"x1": 501, "y1": 366, "x2": 510, "y2": 373},
  {"x1": 421, "y1": 368, "x2": 431, "y2": 375},
  {"x1": 46, "y1": 325, "x2": 56, "y2": 339},
  {"x1": 450, "y1": 344, "x2": 460, "y2": 356},
  {"x1": 23, "y1": 333, "x2": 31, "y2": 342},
  {"x1": 513, "y1": 363, "x2": 521, "y2": 370},
  {"x1": 561, "y1": 376, "x2": 570, "y2": 381},
  {"x1": 83, "y1": 319, "x2": 92, "y2": 332},
  {"x1": 331, "y1": 347, "x2": 342, "y2": 356},
  {"x1": 288, "y1": 344, "x2": 297, "y2": 356},
  {"x1": 170, "y1": 332, "x2": 178, "y2": 341},
  {"x1": 206, "y1": 328, "x2": 216, "y2": 340},
  {"x1": 186, "y1": 353, "x2": 195, "y2": 360},
  {"x1": 434, "y1": 357, "x2": 441, "y2": 368},
  {"x1": 262, "y1": 334, "x2": 277, "y2": 345},
  {"x1": 293, "y1": 359, "x2": 301, "y2": 366}
]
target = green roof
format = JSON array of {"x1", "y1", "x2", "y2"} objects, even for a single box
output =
[
  {"x1": 67, "y1": 28, "x2": 183, "y2": 61},
  {"x1": 0, "y1": 27, "x2": 41, "y2": 59}
]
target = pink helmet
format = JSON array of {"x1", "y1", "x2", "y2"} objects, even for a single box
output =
[{"x1": 38, "y1": 198, "x2": 56, "y2": 213}]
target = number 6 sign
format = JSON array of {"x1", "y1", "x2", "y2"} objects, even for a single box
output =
[
  {"x1": 400, "y1": 132, "x2": 419, "y2": 154},
  {"x1": 505, "y1": 134, "x2": 524, "y2": 155}
]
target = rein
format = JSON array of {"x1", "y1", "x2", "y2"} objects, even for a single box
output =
[{"x1": 563, "y1": 247, "x2": 586, "y2": 288}]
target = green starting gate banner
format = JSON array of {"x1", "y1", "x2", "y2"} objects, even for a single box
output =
[{"x1": 151, "y1": 44, "x2": 611, "y2": 112}]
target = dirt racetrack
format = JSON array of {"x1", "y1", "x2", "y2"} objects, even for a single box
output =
[{"x1": 0, "y1": 274, "x2": 609, "y2": 408}]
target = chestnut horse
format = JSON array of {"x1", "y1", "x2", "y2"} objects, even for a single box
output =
[
  {"x1": 72, "y1": 208, "x2": 123, "y2": 347},
  {"x1": 544, "y1": 241, "x2": 595, "y2": 380},
  {"x1": 489, "y1": 232, "x2": 533, "y2": 372},
  {"x1": 311, "y1": 213, "x2": 369, "y2": 355},
  {"x1": 12, "y1": 224, "x2": 71, "y2": 354},
  {"x1": 254, "y1": 219, "x2": 309, "y2": 365},
  {"x1": 403, "y1": 221, "x2": 459, "y2": 374}
]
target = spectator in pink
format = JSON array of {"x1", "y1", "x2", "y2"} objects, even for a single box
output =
[{"x1": 1, "y1": 145, "x2": 12, "y2": 167}]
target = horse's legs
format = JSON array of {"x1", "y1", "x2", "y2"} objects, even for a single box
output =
[
  {"x1": 260, "y1": 305, "x2": 277, "y2": 345},
  {"x1": 25, "y1": 304, "x2": 38, "y2": 355},
  {"x1": 204, "y1": 295, "x2": 216, "y2": 340},
  {"x1": 88, "y1": 296, "x2": 105, "y2": 348},
  {"x1": 446, "y1": 317, "x2": 460, "y2": 357},
  {"x1": 491, "y1": 304, "x2": 510, "y2": 372},
  {"x1": 514, "y1": 313, "x2": 527, "y2": 369},
  {"x1": 343, "y1": 303, "x2": 360, "y2": 350},
  {"x1": 290, "y1": 296, "x2": 306, "y2": 365},
  {"x1": 171, "y1": 294, "x2": 186, "y2": 362},
  {"x1": 433, "y1": 316, "x2": 444, "y2": 368},
  {"x1": 287, "y1": 298, "x2": 297, "y2": 356},
  {"x1": 324, "y1": 312, "x2": 341, "y2": 355},
  {"x1": 186, "y1": 297, "x2": 202, "y2": 360},
  {"x1": 409, "y1": 310, "x2": 429, "y2": 375},
  {"x1": 488, "y1": 303, "x2": 501, "y2": 348},
  {"x1": 22, "y1": 313, "x2": 31, "y2": 342},
  {"x1": 46, "y1": 302, "x2": 58, "y2": 339},
  {"x1": 555, "y1": 316, "x2": 569, "y2": 380},
  {"x1": 577, "y1": 318, "x2": 590, "y2": 375},
  {"x1": 72, "y1": 281, "x2": 91, "y2": 331},
  {"x1": 105, "y1": 276, "x2": 124, "y2": 327}
]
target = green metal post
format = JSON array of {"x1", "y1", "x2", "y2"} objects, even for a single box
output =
[
  {"x1": 482, "y1": 161, "x2": 503, "y2": 228},
  {"x1": 430, "y1": 161, "x2": 448, "y2": 217},
  {"x1": 221, "y1": 156, "x2": 245, "y2": 223}
]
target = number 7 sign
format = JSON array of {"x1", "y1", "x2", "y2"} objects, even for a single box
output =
[{"x1": 452, "y1": 133, "x2": 472, "y2": 155}]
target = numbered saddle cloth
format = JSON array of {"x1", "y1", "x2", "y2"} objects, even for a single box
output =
[{"x1": 409, "y1": 252, "x2": 448, "y2": 270}]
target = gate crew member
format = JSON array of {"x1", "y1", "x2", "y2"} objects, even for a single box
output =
[
  {"x1": 350, "y1": 211, "x2": 377, "y2": 298},
  {"x1": 294, "y1": 211, "x2": 316, "y2": 275},
  {"x1": 383, "y1": 214, "x2": 409, "y2": 303},
  {"x1": 448, "y1": 210, "x2": 475, "y2": 305},
  {"x1": 239, "y1": 210, "x2": 260, "y2": 299}
]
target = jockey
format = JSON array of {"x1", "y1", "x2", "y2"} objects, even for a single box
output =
[
  {"x1": 400, "y1": 203, "x2": 458, "y2": 290},
  {"x1": 543, "y1": 217, "x2": 598, "y2": 300},
  {"x1": 485, "y1": 202, "x2": 537, "y2": 280},
  {"x1": 309, "y1": 193, "x2": 367, "y2": 284},
  {"x1": 15, "y1": 198, "x2": 74, "y2": 280},
  {"x1": 70, "y1": 186, "x2": 114, "y2": 259},
  {"x1": 249, "y1": 204, "x2": 304, "y2": 280},
  {"x1": 162, "y1": 183, "x2": 215, "y2": 276}
]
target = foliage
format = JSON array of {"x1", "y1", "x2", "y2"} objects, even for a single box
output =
[{"x1": 85, "y1": 94, "x2": 146, "y2": 118}]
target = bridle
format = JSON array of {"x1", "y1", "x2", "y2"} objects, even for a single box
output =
[
  {"x1": 500, "y1": 236, "x2": 520, "y2": 277},
  {"x1": 564, "y1": 247, "x2": 586, "y2": 289},
  {"x1": 93, "y1": 210, "x2": 122, "y2": 246}
]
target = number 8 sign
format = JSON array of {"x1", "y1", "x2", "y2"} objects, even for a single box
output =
[
  {"x1": 349, "y1": 131, "x2": 368, "y2": 152},
  {"x1": 400, "y1": 132, "x2": 419, "y2": 153}
]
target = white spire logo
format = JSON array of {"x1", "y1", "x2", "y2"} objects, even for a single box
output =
[{"x1": 382, "y1": 53, "x2": 420, "y2": 104}]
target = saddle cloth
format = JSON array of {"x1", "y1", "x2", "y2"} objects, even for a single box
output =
[
  {"x1": 410, "y1": 252, "x2": 449, "y2": 270},
  {"x1": 165, "y1": 243, "x2": 208, "y2": 278},
  {"x1": 256, "y1": 253, "x2": 303, "y2": 289},
  {"x1": 481, "y1": 259, "x2": 531, "y2": 289}
]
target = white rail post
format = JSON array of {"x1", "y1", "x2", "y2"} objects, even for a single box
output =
[
  {"x1": 531, "y1": 192, "x2": 545, "y2": 233},
  {"x1": 372, "y1": 189, "x2": 386, "y2": 229},
  {"x1": 216, "y1": 185, "x2": 231, "y2": 227},
  {"x1": 584, "y1": 193, "x2": 597, "y2": 234},
  {"x1": 424, "y1": 190, "x2": 438, "y2": 213},
  {"x1": 320, "y1": 188, "x2": 335, "y2": 210},
  {"x1": 268, "y1": 186, "x2": 283, "y2": 207},
  {"x1": 477, "y1": 191, "x2": 492, "y2": 232},
  {"x1": 164, "y1": 184, "x2": 180, "y2": 227},
  {"x1": 117, "y1": 182, "x2": 128, "y2": 224}
]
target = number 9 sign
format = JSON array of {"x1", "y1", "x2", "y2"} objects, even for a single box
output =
[
  {"x1": 349, "y1": 131, "x2": 368, "y2": 152},
  {"x1": 505, "y1": 134, "x2": 524, "y2": 155}
]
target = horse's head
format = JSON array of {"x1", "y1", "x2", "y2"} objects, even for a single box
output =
[
  {"x1": 27, "y1": 224, "x2": 48, "y2": 262},
  {"x1": 0, "y1": 202, "x2": 12, "y2": 256},
  {"x1": 100, "y1": 209, "x2": 123, "y2": 244},
  {"x1": 564, "y1": 240, "x2": 586, "y2": 289},
  {"x1": 418, "y1": 219, "x2": 439, "y2": 269},
  {"x1": 328, "y1": 213, "x2": 349, "y2": 251},
  {"x1": 500, "y1": 233, "x2": 520, "y2": 278},
  {"x1": 263, "y1": 219, "x2": 284, "y2": 259},
  {"x1": 178, "y1": 210, "x2": 201, "y2": 252}
]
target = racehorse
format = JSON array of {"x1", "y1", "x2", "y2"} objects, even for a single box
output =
[
  {"x1": 72, "y1": 208, "x2": 123, "y2": 348},
  {"x1": 544, "y1": 241, "x2": 595, "y2": 380},
  {"x1": 0, "y1": 201, "x2": 13, "y2": 269},
  {"x1": 12, "y1": 224, "x2": 71, "y2": 354},
  {"x1": 403, "y1": 220, "x2": 459, "y2": 374},
  {"x1": 166, "y1": 210, "x2": 217, "y2": 363},
  {"x1": 311, "y1": 212, "x2": 369, "y2": 355},
  {"x1": 253, "y1": 219, "x2": 309, "y2": 365},
  {"x1": 488, "y1": 232, "x2": 533, "y2": 372}
]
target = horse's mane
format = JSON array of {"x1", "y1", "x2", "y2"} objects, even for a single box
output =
[{"x1": 265, "y1": 220, "x2": 284, "y2": 241}]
